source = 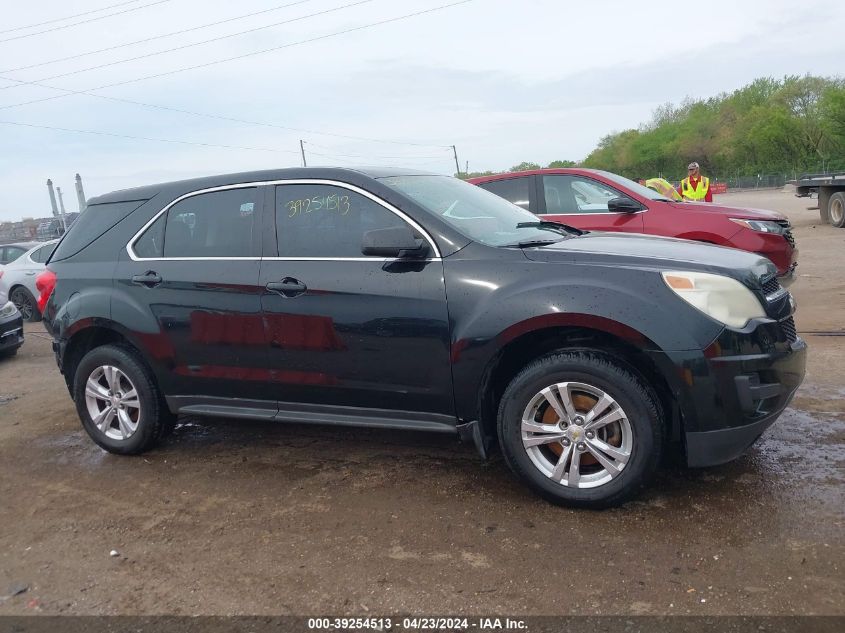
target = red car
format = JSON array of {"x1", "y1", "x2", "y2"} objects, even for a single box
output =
[{"x1": 469, "y1": 169, "x2": 797, "y2": 281}]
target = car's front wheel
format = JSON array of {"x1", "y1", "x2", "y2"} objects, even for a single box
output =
[
  {"x1": 73, "y1": 344, "x2": 170, "y2": 454},
  {"x1": 498, "y1": 351, "x2": 663, "y2": 508}
]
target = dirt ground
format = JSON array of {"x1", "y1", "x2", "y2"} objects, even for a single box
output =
[{"x1": 0, "y1": 189, "x2": 842, "y2": 616}]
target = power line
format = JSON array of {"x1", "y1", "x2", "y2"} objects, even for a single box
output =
[
  {"x1": 0, "y1": 0, "x2": 376, "y2": 89},
  {"x1": 0, "y1": 0, "x2": 476, "y2": 115},
  {"x1": 305, "y1": 149, "x2": 451, "y2": 166},
  {"x1": 0, "y1": 0, "x2": 175, "y2": 44},
  {"x1": 0, "y1": 0, "x2": 145, "y2": 35},
  {"x1": 0, "y1": 0, "x2": 314, "y2": 74},
  {"x1": 302, "y1": 140, "x2": 451, "y2": 160},
  {"x1": 0, "y1": 72, "x2": 452, "y2": 147},
  {"x1": 0, "y1": 119, "x2": 301, "y2": 154}
]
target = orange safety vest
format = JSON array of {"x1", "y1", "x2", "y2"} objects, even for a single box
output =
[{"x1": 680, "y1": 176, "x2": 710, "y2": 201}]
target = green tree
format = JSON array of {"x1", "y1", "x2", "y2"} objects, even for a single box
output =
[{"x1": 509, "y1": 161, "x2": 542, "y2": 172}]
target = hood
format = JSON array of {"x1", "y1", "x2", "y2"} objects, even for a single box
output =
[
  {"x1": 667, "y1": 201, "x2": 786, "y2": 221},
  {"x1": 523, "y1": 232, "x2": 776, "y2": 284}
]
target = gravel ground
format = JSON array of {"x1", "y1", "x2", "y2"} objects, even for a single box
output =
[{"x1": 0, "y1": 189, "x2": 842, "y2": 616}]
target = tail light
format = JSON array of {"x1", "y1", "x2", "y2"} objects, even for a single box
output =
[{"x1": 36, "y1": 268, "x2": 57, "y2": 313}]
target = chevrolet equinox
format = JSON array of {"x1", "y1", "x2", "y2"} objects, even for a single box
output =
[{"x1": 39, "y1": 168, "x2": 807, "y2": 508}]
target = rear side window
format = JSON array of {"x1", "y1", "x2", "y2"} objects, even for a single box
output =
[
  {"x1": 30, "y1": 243, "x2": 56, "y2": 264},
  {"x1": 132, "y1": 188, "x2": 259, "y2": 259},
  {"x1": 51, "y1": 199, "x2": 147, "y2": 261},
  {"x1": 477, "y1": 177, "x2": 532, "y2": 210}
]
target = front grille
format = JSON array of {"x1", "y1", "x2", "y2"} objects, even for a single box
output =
[
  {"x1": 776, "y1": 220, "x2": 795, "y2": 248},
  {"x1": 780, "y1": 316, "x2": 797, "y2": 343},
  {"x1": 761, "y1": 275, "x2": 782, "y2": 297}
]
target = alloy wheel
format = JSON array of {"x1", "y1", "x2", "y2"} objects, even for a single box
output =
[
  {"x1": 521, "y1": 381, "x2": 633, "y2": 489},
  {"x1": 12, "y1": 292, "x2": 33, "y2": 321},
  {"x1": 84, "y1": 365, "x2": 142, "y2": 441}
]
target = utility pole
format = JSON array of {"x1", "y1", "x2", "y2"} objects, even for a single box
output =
[
  {"x1": 451, "y1": 145, "x2": 461, "y2": 176},
  {"x1": 465, "y1": 160, "x2": 468, "y2": 175},
  {"x1": 56, "y1": 186, "x2": 68, "y2": 234},
  {"x1": 300, "y1": 140, "x2": 307, "y2": 167},
  {"x1": 46, "y1": 179, "x2": 59, "y2": 218},
  {"x1": 75, "y1": 173, "x2": 86, "y2": 211}
]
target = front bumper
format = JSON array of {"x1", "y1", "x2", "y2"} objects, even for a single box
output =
[
  {"x1": 0, "y1": 312, "x2": 24, "y2": 353},
  {"x1": 777, "y1": 262, "x2": 797, "y2": 287},
  {"x1": 649, "y1": 318, "x2": 807, "y2": 468}
]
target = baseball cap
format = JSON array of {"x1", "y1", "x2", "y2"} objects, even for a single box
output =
[{"x1": 687, "y1": 162, "x2": 699, "y2": 170}]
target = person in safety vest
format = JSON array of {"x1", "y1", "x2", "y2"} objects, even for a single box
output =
[{"x1": 678, "y1": 162, "x2": 712, "y2": 202}]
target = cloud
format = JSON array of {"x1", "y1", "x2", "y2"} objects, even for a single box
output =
[{"x1": 1, "y1": 0, "x2": 843, "y2": 219}]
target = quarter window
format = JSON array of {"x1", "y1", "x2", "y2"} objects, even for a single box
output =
[
  {"x1": 477, "y1": 177, "x2": 532, "y2": 210},
  {"x1": 133, "y1": 188, "x2": 259, "y2": 258},
  {"x1": 52, "y1": 199, "x2": 147, "y2": 261},
  {"x1": 30, "y1": 243, "x2": 56, "y2": 263},
  {"x1": 274, "y1": 184, "x2": 409, "y2": 258},
  {"x1": 543, "y1": 175, "x2": 635, "y2": 214}
]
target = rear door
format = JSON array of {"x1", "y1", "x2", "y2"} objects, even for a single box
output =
[
  {"x1": 540, "y1": 174, "x2": 644, "y2": 232},
  {"x1": 22, "y1": 243, "x2": 55, "y2": 295},
  {"x1": 118, "y1": 185, "x2": 271, "y2": 409},
  {"x1": 259, "y1": 180, "x2": 454, "y2": 427}
]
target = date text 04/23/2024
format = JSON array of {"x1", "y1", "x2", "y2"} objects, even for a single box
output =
[{"x1": 306, "y1": 617, "x2": 528, "y2": 630}]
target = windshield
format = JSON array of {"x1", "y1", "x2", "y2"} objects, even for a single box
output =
[
  {"x1": 380, "y1": 175, "x2": 565, "y2": 246},
  {"x1": 594, "y1": 170, "x2": 675, "y2": 201}
]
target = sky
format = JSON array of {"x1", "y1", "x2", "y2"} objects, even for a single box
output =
[{"x1": 1, "y1": 0, "x2": 844, "y2": 220}]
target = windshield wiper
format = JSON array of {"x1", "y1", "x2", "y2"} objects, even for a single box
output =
[
  {"x1": 516, "y1": 220, "x2": 585, "y2": 235},
  {"x1": 504, "y1": 238, "x2": 564, "y2": 248}
]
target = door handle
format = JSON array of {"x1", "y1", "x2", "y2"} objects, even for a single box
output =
[
  {"x1": 266, "y1": 277, "x2": 307, "y2": 298},
  {"x1": 131, "y1": 271, "x2": 163, "y2": 287}
]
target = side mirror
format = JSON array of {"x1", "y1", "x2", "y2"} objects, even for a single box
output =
[
  {"x1": 362, "y1": 226, "x2": 429, "y2": 258},
  {"x1": 607, "y1": 197, "x2": 642, "y2": 213}
]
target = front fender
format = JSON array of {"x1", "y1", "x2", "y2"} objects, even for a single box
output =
[{"x1": 444, "y1": 257, "x2": 723, "y2": 421}]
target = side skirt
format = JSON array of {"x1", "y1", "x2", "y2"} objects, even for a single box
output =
[{"x1": 166, "y1": 396, "x2": 458, "y2": 434}]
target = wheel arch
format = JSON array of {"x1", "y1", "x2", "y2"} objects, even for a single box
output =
[
  {"x1": 61, "y1": 322, "x2": 158, "y2": 394},
  {"x1": 474, "y1": 323, "x2": 678, "y2": 455}
]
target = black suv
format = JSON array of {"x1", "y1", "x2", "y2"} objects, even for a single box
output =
[{"x1": 41, "y1": 168, "x2": 806, "y2": 507}]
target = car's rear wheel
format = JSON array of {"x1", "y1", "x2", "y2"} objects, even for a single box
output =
[
  {"x1": 73, "y1": 344, "x2": 168, "y2": 454},
  {"x1": 11, "y1": 287, "x2": 39, "y2": 322},
  {"x1": 498, "y1": 351, "x2": 662, "y2": 508}
]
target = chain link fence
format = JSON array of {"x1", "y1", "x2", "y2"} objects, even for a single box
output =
[{"x1": 657, "y1": 160, "x2": 845, "y2": 192}]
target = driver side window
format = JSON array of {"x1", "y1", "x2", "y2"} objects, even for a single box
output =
[
  {"x1": 543, "y1": 175, "x2": 635, "y2": 214},
  {"x1": 274, "y1": 184, "x2": 410, "y2": 258}
]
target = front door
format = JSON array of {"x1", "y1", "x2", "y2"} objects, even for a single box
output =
[
  {"x1": 116, "y1": 185, "x2": 269, "y2": 407},
  {"x1": 540, "y1": 174, "x2": 645, "y2": 232},
  {"x1": 259, "y1": 181, "x2": 454, "y2": 425}
]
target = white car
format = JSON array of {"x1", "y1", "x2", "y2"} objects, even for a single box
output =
[{"x1": 0, "y1": 240, "x2": 57, "y2": 322}]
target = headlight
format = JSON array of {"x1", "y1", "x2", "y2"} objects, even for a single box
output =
[
  {"x1": 0, "y1": 300, "x2": 18, "y2": 318},
  {"x1": 729, "y1": 218, "x2": 786, "y2": 234},
  {"x1": 662, "y1": 271, "x2": 766, "y2": 328}
]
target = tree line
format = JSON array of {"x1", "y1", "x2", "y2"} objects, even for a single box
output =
[{"x1": 460, "y1": 75, "x2": 845, "y2": 182}]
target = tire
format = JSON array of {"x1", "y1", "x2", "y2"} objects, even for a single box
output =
[
  {"x1": 73, "y1": 344, "x2": 168, "y2": 455},
  {"x1": 829, "y1": 192, "x2": 845, "y2": 228},
  {"x1": 0, "y1": 347, "x2": 18, "y2": 359},
  {"x1": 497, "y1": 351, "x2": 663, "y2": 509},
  {"x1": 10, "y1": 287, "x2": 40, "y2": 322},
  {"x1": 818, "y1": 189, "x2": 831, "y2": 224}
]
